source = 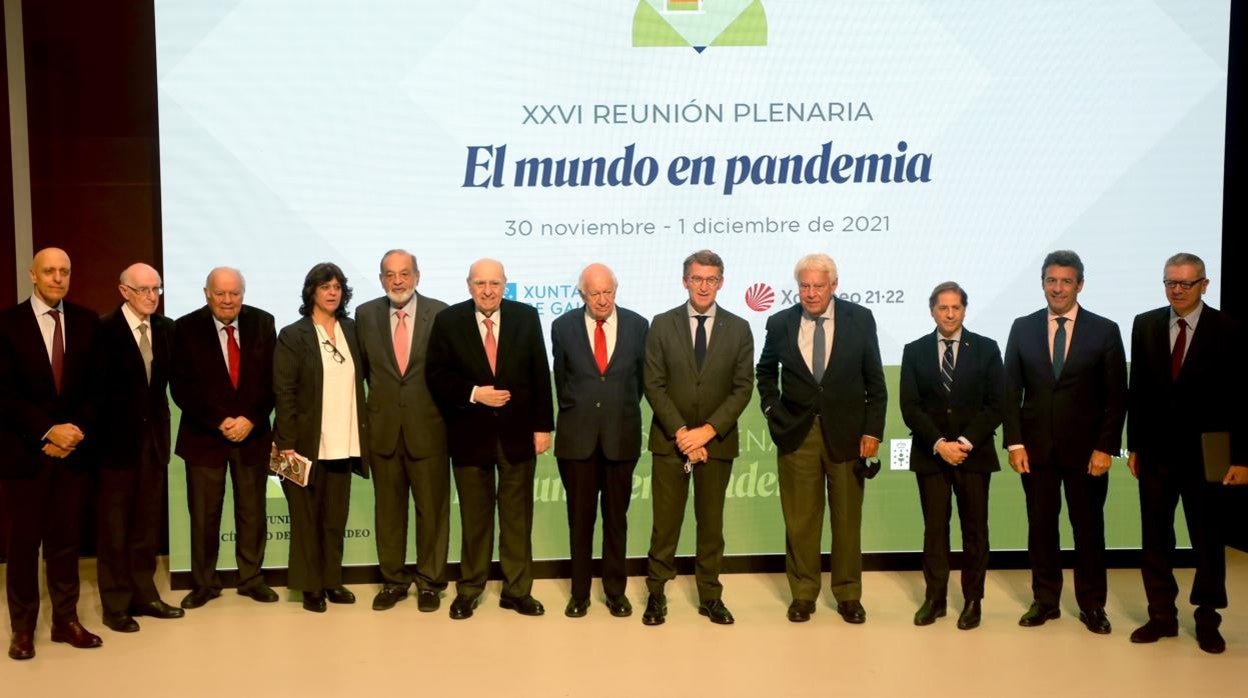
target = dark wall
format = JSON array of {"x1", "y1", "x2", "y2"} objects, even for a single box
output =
[{"x1": 1, "y1": 8, "x2": 15, "y2": 299}]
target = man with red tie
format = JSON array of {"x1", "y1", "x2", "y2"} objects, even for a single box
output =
[
  {"x1": 550, "y1": 263, "x2": 648, "y2": 618},
  {"x1": 1, "y1": 248, "x2": 103, "y2": 659},
  {"x1": 426, "y1": 258, "x2": 554, "y2": 620},
  {"x1": 170, "y1": 267, "x2": 279, "y2": 609}
]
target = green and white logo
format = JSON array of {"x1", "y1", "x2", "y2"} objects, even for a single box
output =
[{"x1": 632, "y1": 0, "x2": 767, "y2": 53}]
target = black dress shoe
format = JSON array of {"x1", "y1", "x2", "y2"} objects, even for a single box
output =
[
  {"x1": 302, "y1": 591, "x2": 327, "y2": 613},
  {"x1": 238, "y1": 583, "x2": 279, "y2": 603},
  {"x1": 698, "y1": 599, "x2": 735, "y2": 625},
  {"x1": 642, "y1": 593, "x2": 667, "y2": 626},
  {"x1": 1130, "y1": 618, "x2": 1178, "y2": 643},
  {"x1": 8, "y1": 632, "x2": 34, "y2": 660},
  {"x1": 1078, "y1": 608, "x2": 1112, "y2": 635},
  {"x1": 1018, "y1": 602, "x2": 1060, "y2": 627},
  {"x1": 565, "y1": 598, "x2": 590, "y2": 618},
  {"x1": 417, "y1": 590, "x2": 441, "y2": 613},
  {"x1": 606, "y1": 595, "x2": 632, "y2": 618},
  {"x1": 51, "y1": 620, "x2": 103, "y2": 648},
  {"x1": 130, "y1": 600, "x2": 185, "y2": 620},
  {"x1": 449, "y1": 595, "x2": 478, "y2": 620},
  {"x1": 180, "y1": 588, "x2": 221, "y2": 609},
  {"x1": 499, "y1": 595, "x2": 545, "y2": 616},
  {"x1": 102, "y1": 613, "x2": 140, "y2": 633},
  {"x1": 787, "y1": 600, "x2": 815, "y2": 623},
  {"x1": 325, "y1": 587, "x2": 356, "y2": 604},
  {"x1": 957, "y1": 600, "x2": 982, "y2": 630},
  {"x1": 372, "y1": 586, "x2": 407, "y2": 611},
  {"x1": 914, "y1": 599, "x2": 947, "y2": 626},
  {"x1": 1197, "y1": 625, "x2": 1226, "y2": 654},
  {"x1": 837, "y1": 600, "x2": 866, "y2": 624}
]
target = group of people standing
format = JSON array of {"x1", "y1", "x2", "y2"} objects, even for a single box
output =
[{"x1": 0, "y1": 245, "x2": 1241, "y2": 662}]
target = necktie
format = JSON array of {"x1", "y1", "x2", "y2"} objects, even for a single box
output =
[
  {"x1": 1170, "y1": 318, "x2": 1188, "y2": 381},
  {"x1": 483, "y1": 317, "x2": 497, "y2": 374},
  {"x1": 225, "y1": 325, "x2": 241, "y2": 389},
  {"x1": 48, "y1": 309, "x2": 64, "y2": 394},
  {"x1": 1052, "y1": 316, "x2": 1068, "y2": 379},
  {"x1": 940, "y1": 339, "x2": 956, "y2": 393},
  {"x1": 593, "y1": 319, "x2": 608, "y2": 374},
  {"x1": 393, "y1": 310, "x2": 410, "y2": 375},
  {"x1": 812, "y1": 317, "x2": 827, "y2": 382},
  {"x1": 138, "y1": 322, "x2": 153, "y2": 384},
  {"x1": 694, "y1": 315, "x2": 708, "y2": 369}
]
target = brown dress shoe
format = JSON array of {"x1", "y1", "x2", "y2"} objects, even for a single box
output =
[
  {"x1": 50, "y1": 621, "x2": 103, "y2": 649},
  {"x1": 8, "y1": 632, "x2": 34, "y2": 660}
]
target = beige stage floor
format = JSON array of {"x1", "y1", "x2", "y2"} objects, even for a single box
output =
[{"x1": 2, "y1": 552, "x2": 1246, "y2": 697}]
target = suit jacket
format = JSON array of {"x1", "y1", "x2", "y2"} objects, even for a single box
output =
[
  {"x1": 1002, "y1": 306, "x2": 1127, "y2": 469},
  {"x1": 170, "y1": 305, "x2": 276, "y2": 466},
  {"x1": 356, "y1": 292, "x2": 449, "y2": 459},
  {"x1": 756, "y1": 299, "x2": 887, "y2": 461},
  {"x1": 1128, "y1": 304, "x2": 1246, "y2": 469},
  {"x1": 272, "y1": 316, "x2": 370, "y2": 478},
  {"x1": 899, "y1": 329, "x2": 1004, "y2": 474},
  {"x1": 425, "y1": 298, "x2": 554, "y2": 467},
  {"x1": 92, "y1": 306, "x2": 174, "y2": 469},
  {"x1": 551, "y1": 305, "x2": 648, "y2": 461},
  {"x1": 0, "y1": 299, "x2": 100, "y2": 479},
  {"x1": 644, "y1": 303, "x2": 754, "y2": 459}
]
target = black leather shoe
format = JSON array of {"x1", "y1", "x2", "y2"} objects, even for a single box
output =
[
  {"x1": 914, "y1": 599, "x2": 947, "y2": 626},
  {"x1": 131, "y1": 600, "x2": 185, "y2": 620},
  {"x1": 372, "y1": 586, "x2": 407, "y2": 611},
  {"x1": 606, "y1": 595, "x2": 632, "y2": 617},
  {"x1": 237, "y1": 583, "x2": 279, "y2": 603},
  {"x1": 1130, "y1": 618, "x2": 1178, "y2": 643},
  {"x1": 417, "y1": 590, "x2": 441, "y2": 613},
  {"x1": 302, "y1": 591, "x2": 327, "y2": 613},
  {"x1": 837, "y1": 600, "x2": 866, "y2": 624},
  {"x1": 698, "y1": 599, "x2": 735, "y2": 625},
  {"x1": 499, "y1": 595, "x2": 545, "y2": 616},
  {"x1": 1018, "y1": 602, "x2": 1060, "y2": 627},
  {"x1": 51, "y1": 620, "x2": 103, "y2": 648},
  {"x1": 787, "y1": 600, "x2": 815, "y2": 623},
  {"x1": 325, "y1": 587, "x2": 356, "y2": 605},
  {"x1": 180, "y1": 588, "x2": 221, "y2": 609},
  {"x1": 8, "y1": 632, "x2": 34, "y2": 660},
  {"x1": 1197, "y1": 625, "x2": 1226, "y2": 654},
  {"x1": 957, "y1": 600, "x2": 982, "y2": 630},
  {"x1": 449, "y1": 595, "x2": 478, "y2": 620},
  {"x1": 642, "y1": 593, "x2": 667, "y2": 626},
  {"x1": 103, "y1": 613, "x2": 140, "y2": 633},
  {"x1": 1078, "y1": 608, "x2": 1112, "y2": 635},
  {"x1": 565, "y1": 598, "x2": 590, "y2": 618}
]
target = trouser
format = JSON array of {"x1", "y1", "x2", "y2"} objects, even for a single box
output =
[
  {"x1": 1022, "y1": 465, "x2": 1108, "y2": 610},
  {"x1": 97, "y1": 436, "x2": 166, "y2": 615},
  {"x1": 453, "y1": 444, "x2": 536, "y2": 600},
  {"x1": 1138, "y1": 464, "x2": 1226, "y2": 622},
  {"x1": 917, "y1": 468, "x2": 991, "y2": 601},
  {"x1": 371, "y1": 447, "x2": 450, "y2": 592},
  {"x1": 282, "y1": 458, "x2": 353, "y2": 592},
  {"x1": 558, "y1": 446, "x2": 637, "y2": 600},
  {"x1": 186, "y1": 447, "x2": 270, "y2": 592},
  {"x1": 645, "y1": 453, "x2": 732, "y2": 602}
]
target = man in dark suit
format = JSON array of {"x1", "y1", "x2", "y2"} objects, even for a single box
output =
[
  {"x1": 756, "y1": 253, "x2": 886, "y2": 625},
  {"x1": 1003, "y1": 250, "x2": 1127, "y2": 634},
  {"x1": 642, "y1": 249, "x2": 754, "y2": 626},
  {"x1": 426, "y1": 258, "x2": 554, "y2": 620},
  {"x1": 170, "y1": 267, "x2": 279, "y2": 609},
  {"x1": 899, "y1": 281, "x2": 1003, "y2": 631},
  {"x1": 94, "y1": 263, "x2": 185, "y2": 633},
  {"x1": 551, "y1": 263, "x2": 648, "y2": 618},
  {"x1": 1126, "y1": 252, "x2": 1247, "y2": 654},
  {"x1": 0, "y1": 248, "x2": 103, "y2": 660},
  {"x1": 357, "y1": 250, "x2": 450, "y2": 612}
]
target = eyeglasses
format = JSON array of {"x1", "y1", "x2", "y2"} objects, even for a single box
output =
[
  {"x1": 321, "y1": 340, "x2": 346, "y2": 364},
  {"x1": 1162, "y1": 278, "x2": 1205, "y2": 290},
  {"x1": 685, "y1": 275, "x2": 722, "y2": 287},
  {"x1": 123, "y1": 284, "x2": 164, "y2": 297}
]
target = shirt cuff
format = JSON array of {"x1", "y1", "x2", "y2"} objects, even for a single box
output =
[
  {"x1": 469, "y1": 386, "x2": 479, "y2": 404},
  {"x1": 1007, "y1": 444, "x2": 1024, "y2": 451},
  {"x1": 958, "y1": 436, "x2": 973, "y2": 451}
]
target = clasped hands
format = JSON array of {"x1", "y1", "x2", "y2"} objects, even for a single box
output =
[
  {"x1": 43, "y1": 422, "x2": 84, "y2": 458},
  {"x1": 676, "y1": 425, "x2": 714, "y2": 464},
  {"x1": 218, "y1": 416, "x2": 255, "y2": 443}
]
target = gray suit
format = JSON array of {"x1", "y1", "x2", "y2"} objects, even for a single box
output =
[
  {"x1": 643, "y1": 303, "x2": 754, "y2": 601},
  {"x1": 356, "y1": 292, "x2": 450, "y2": 593}
]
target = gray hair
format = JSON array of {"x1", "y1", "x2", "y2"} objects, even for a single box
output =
[
  {"x1": 793, "y1": 253, "x2": 838, "y2": 282},
  {"x1": 379, "y1": 249, "x2": 419, "y2": 274},
  {"x1": 577, "y1": 263, "x2": 618, "y2": 295},
  {"x1": 205, "y1": 266, "x2": 246, "y2": 291},
  {"x1": 1164, "y1": 252, "x2": 1205, "y2": 278}
]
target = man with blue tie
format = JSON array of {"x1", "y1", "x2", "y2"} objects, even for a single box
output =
[{"x1": 1003, "y1": 250, "x2": 1127, "y2": 634}]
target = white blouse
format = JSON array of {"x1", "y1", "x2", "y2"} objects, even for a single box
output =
[{"x1": 315, "y1": 321, "x2": 360, "y2": 460}]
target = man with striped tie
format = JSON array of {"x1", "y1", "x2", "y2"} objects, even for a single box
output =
[{"x1": 899, "y1": 282, "x2": 1004, "y2": 630}]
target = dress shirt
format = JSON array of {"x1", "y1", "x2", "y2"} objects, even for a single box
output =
[
  {"x1": 389, "y1": 293, "x2": 418, "y2": 349},
  {"x1": 933, "y1": 329, "x2": 973, "y2": 452},
  {"x1": 121, "y1": 303, "x2": 151, "y2": 349},
  {"x1": 1047, "y1": 304, "x2": 1079, "y2": 361},
  {"x1": 687, "y1": 302, "x2": 717, "y2": 346},
  {"x1": 584, "y1": 308, "x2": 617, "y2": 364},
  {"x1": 29, "y1": 293, "x2": 65, "y2": 363},
  {"x1": 797, "y1": 304, "x2": 835, "y2": 374},
  {"x1": 470, "y1": 307, "x2": 501, "y2": 404},
  {"x1": 1169, "y1": 301, "x2": 1203, "y2": 363},
  {"x1": 213, "y1": 316, "x2": 239, "y2": 368}
]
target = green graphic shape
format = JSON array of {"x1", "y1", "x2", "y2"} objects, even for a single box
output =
[{"x1": 632, "y1": 0, "x2": 767, "y2": 51}]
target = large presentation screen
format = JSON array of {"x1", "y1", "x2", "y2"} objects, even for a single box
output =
[{"x1": 155, "y1": 1, "x2": 1230, "y2": 573}]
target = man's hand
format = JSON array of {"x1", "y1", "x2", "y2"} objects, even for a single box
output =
[
  {"x1": 46, "y1": 423, "x2": 84, "y2": 450},
  {"x1": 859, "y1": 436, "x2": 880, "y2": 459},
  {"x1": 534, "y1": 432, "x2": 551, "y2": 455},
  {"x1": 1127, "y1": 451, "x2": 1140, "y2": 479},
  {"x1": 1008, "y1": 447, "x2": 1030, "y2": 474},
  {"x1": 936, "y1": 440, "x2": 969, "y2": 466},
  {"x1": 474, "y1": 386, "x2": 511, "y2": 407},
  {"x1": 1087, "y1": 449, "x2": 1113, "y2": 477},
  {"x1": 676, "y1": 424, "x2": 715, "y2": 455},
  {"x1": 1223, "y1": 465, "x2": 1248, "y2": 486},
  {"x1": 42, "y1": 443, "x2": 73, "y2": 458},
  {"x1": 686, "y1": 446, "x2": 708, "y2": 464},
  {"x1": 222, "y1": 416, "x2": 254, "y2": 443}
]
